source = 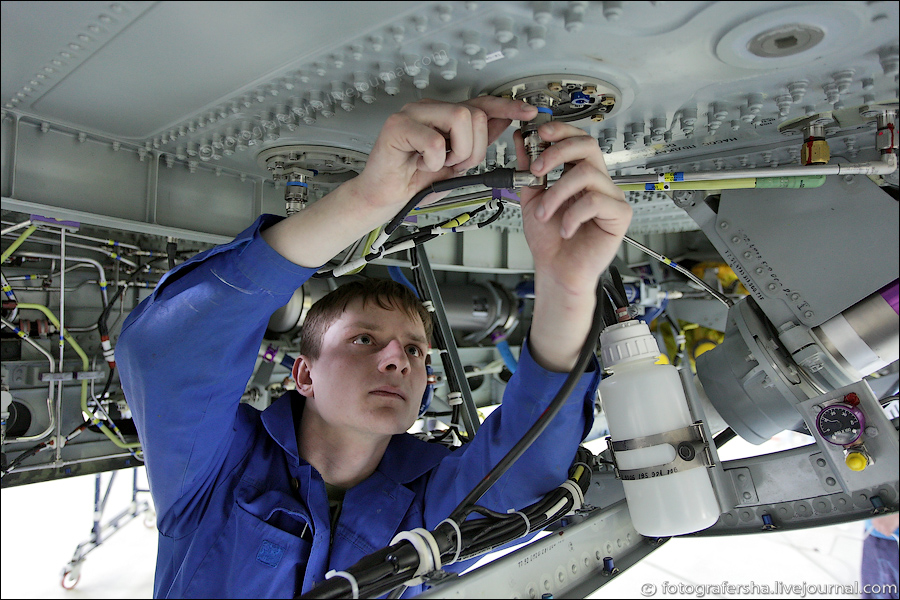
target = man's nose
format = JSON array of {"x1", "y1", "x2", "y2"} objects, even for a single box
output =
[{"x1": 378, "y1": 339, "x2": 409, "y2": 374}]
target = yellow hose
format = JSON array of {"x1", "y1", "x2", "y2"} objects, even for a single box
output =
[
  {"x1": 1, "y1": 225, "x2": 37, "y2": 263},
  {"x1": 15, "y1": 303, "x2": 141, "y2": 450},
  {"x1": 618, "y1": 175, "x2": 826, "y2": 192}
]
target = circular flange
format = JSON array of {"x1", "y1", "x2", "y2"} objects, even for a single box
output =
[
  {"x1": 483, "y1": 74, "x2": 622, "y2": 122},
  {"x1": 256, "y1": 144, "x2": 368, "y2": 183},
  {"x1": 715, "y1": 4, "x2": 866, "y2": 69}
]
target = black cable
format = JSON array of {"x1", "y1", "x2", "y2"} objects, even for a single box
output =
[
  {"x1": 382, "y1": 169, "x2": 516, "y2": 239},
  {"x1": 166, "y1": 239, "x2": 177, "y2": 271},
  {"x1": 1, "y1": 417, "x2": 92, "y2": 477},
  {"x1": 446, "y1": 279, "x2": 604, "y2": 523},
  {"x1": 299, "y1": 448, "x2": 594, "y2": 598}
]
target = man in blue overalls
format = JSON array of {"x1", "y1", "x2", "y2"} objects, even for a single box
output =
[{"x1": 117, "y1": 96, "x2": 632, "y2": 598}]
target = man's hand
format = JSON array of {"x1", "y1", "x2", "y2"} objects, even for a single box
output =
[
  {"x1": 356, "y1": 96, "x2": 538, "y2": 209},
  {"x1": 263, "y1": 97, "x2": 536, "y2": 269},
  {"x1": 514, "y1": 121, "x2": 632, "y2": 371}
]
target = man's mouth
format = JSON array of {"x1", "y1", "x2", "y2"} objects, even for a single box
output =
[{"x1": 370, "y1": 388, "x2": 406, "y2": 402}]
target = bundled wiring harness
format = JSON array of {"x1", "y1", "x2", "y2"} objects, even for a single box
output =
[
  {"x1": 313, "y1": 168, "x2": 539, "y2": 279},
  {"x1": 299, "y1": 277, "x2": 606, "y2": 599},
  {"x1": 305, "y1": 447, "x2": 596, "y2": 599}
]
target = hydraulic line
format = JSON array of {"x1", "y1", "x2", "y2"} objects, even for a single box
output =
[
  {"x1": 1, "y1": 317, "x2": 56, "y2": 443},
  {"x1": 622, "y1": 236, "x2": 733, "y2": 307},
  {"x1": 446, "y1": 278, "x2": 604, "y2": 523},
  {"x1": 612, "y1": 153, "x2": 897, "y2": 186},
  {"x1": 1, "y1": 224, "x2": 37, "y2": 263},
  {"x1": 2, "y1": 233, "x2": 140, "y2": 269},
  {"x1": 16, "y1": 251, "x2": 110, "y2": 307},
  {"x1": 2, "y1": 272, "x2": 19, "y2": 321},
  {"x1": 1, "y1": 219, "x2": 33, "y2": 237},
  {"x1": 13, "y1": 303, "x2": 140, "y2": 451},
  {"x1": 617, "y1": 174, "x2": 826, "y2": 192}
]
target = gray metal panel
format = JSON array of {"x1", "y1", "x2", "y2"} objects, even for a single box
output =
[
  {"x1": 716, "y1": 174, "x2": 900, "y2": 328},
  {"x1": 156, "y1": 165, "x2": 256, "y2": 235},
  {"x1": 8, "y1": 122, "x2": 148, "y2": 222}
]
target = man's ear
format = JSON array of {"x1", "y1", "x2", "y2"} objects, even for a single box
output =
[{"x1": 292, "y1": 355, "x2": 315, "y2": 397}]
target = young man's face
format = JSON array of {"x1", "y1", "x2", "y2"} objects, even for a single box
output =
[{"x1": 296, "y1": 297, "x2": 429, "y2": 438}]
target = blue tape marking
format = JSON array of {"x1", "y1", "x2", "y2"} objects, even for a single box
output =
[
  {"x1": 286, "y1": 181, "x2": 308, "y2": 187},
  {"x1": 537, "y1": 107, "x2": 553, "y2": 114},
  {"x1": 674, "y1": 172, "x2": 684, "y2": 181}
]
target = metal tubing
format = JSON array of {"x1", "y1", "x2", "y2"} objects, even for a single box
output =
[
  {"x1": 2, "y1": 234, "x2": 140, "y2": 269},
  {"x1": 612, "y1": 153, "x2": 897, "y2": 185},
  {"x1": 413, "y1": 248, "x2": 480, "y2": 436},
  {"x1": 1, "y1": 317, "x2": 57, "y2": 444},
  {"x1": 17, "y1": 252, "x2": 110, "y2": 306},
  {"x1": 1, "y1": 219, "x2": 32, "y2": 237},
  {"x1": 56, "y1": 228, "x2": 66, "y2": 461}
]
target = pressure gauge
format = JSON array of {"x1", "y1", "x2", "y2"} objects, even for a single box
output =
[{"x1": 816, "y1": 403, "x2": 865, "y2": 446}]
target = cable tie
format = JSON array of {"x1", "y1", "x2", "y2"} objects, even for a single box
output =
[
  {"x1": 559, "y1": 479, "x2": 584, "y2": 512},
  {"x1": 325, "y1": 570, "x2": 359, "y2": 599},
  {"x1": 447, "y1": 392, "x2": 463, "y2": 406},
  {"x1": 413, "y1": 527, "x2": 443, "y2": 572},
  {"x1": 437, "y1": 518, "x2": 463, "y2": 566},
  {"x1": 506, "y1": 509, "x2": 532, "y2": 536},
  {"x1": 390, "y1": 528, "x2": 441, "y2": 585}
]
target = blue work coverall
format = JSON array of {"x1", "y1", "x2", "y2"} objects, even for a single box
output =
[{"x1": 117, "y1": 215, "x2": 599, "y2": 598}]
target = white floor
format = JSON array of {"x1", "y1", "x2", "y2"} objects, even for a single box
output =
[{"x1": 0, "y1": 433, "x2": 872, "y2": 599}]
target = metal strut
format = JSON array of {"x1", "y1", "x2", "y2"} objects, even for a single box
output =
[
  {"x1": 412, "y1": 247, "x2": 480, "y2": 437},
  {"x1": 60, "y1": 468, "x2": 154, "y2": 589}
]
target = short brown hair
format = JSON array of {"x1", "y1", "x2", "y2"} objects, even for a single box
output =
[{"x1": 299, "y1": 278, "x2": 432, "y2": 360}]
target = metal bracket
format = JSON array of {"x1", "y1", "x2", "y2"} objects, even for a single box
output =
[{"x1": 606, "y1": 421, "x2": 715, "y2": 481}]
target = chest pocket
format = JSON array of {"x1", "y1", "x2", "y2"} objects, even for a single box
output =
[{"x1": 182, "y1": 487, "x2": 312, "y2": 598}]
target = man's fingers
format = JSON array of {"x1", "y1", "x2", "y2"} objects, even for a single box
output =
[
  {"x1": 397, "y1": 102, "x2": 477, "y2": 170},
  {"x1": 384, "y1": 113, "x2": 453, "y2": 173},
  {"x1": 465, "y1": 95, "x2": 538, "y2": 123},
  {"x1": 534, "y1": 162, "x2": 624, "y2": 224},
  {"x1": 529, "y1": 122, "x2": 609, "y2": 176},
  {"x1": 558, "y1": 189, "x2": 633, "y2": 240}
]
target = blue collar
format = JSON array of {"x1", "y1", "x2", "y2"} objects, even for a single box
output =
[{"x1": 260, "y1": 391, "x2": 450, "y2": 484}]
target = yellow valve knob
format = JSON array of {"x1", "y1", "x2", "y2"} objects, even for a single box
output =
[{"x1": 845, "y1": 451, "x2": 868, "y2": 472}]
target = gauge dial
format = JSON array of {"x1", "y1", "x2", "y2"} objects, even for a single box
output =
[{"x1": 816, "y1": 403, "x2": 865, "y2": 445}]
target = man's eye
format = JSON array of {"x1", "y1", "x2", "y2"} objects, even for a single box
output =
[
  {"x1": 407, "y1": 345, "x2": 422, "y2": 357},
  {"x1": 353, "y1": 334, "x2": 373, "y2": 345}
]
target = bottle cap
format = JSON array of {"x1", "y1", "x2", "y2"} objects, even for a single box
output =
[{"x1": 600, "y1": 320, "x2": 661, "y2": 368}]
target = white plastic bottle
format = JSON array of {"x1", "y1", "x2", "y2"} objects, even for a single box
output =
[{"x1": 599, "y1": 320, "x2": 720, "y2": 536}]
